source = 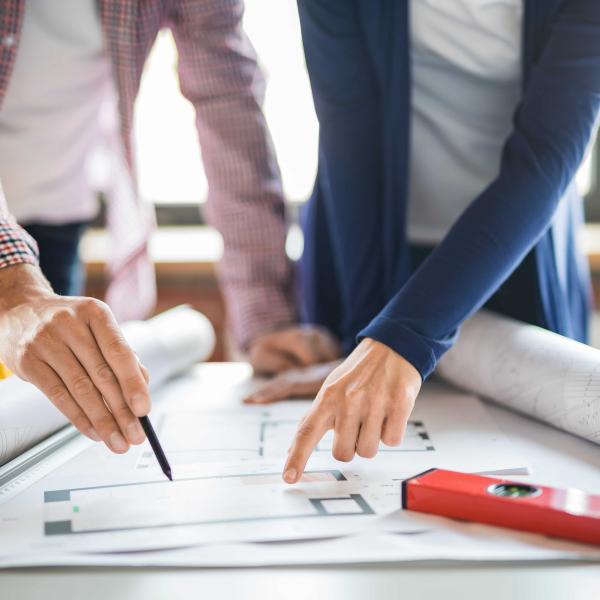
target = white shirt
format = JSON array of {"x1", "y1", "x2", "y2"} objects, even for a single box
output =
[
  {"x1": 0, "y1": 0, "x2": 111, "y2": 224},
  {"x1": 407, "y1": 0, "x2": 523, "y2": 244}
]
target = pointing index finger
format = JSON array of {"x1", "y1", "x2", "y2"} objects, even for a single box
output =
[{"x1": 283, "y1": 411, "x2": 330, "y2": 484}]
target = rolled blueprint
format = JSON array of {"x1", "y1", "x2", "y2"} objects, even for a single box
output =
[
  {"x1": 0, "y1": 305, "x2": 215, "y2": 465},
  {"x1": 437, "y1": 310, "x2": 600, "y2": 445},
  {"x1": 120, "y1": 305, "x2": 216, "y2": 389}
]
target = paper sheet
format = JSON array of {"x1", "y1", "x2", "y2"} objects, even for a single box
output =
[
  {"x1": 2, "y1": 362, "x2": 599, "y2": 566},
  {"x1": 438, "y1": 310, "x2": 600, "y2": 445},
  {"x1": 140, "y1": 380, "x2": 527, "y2": 475},
  {"x1": 0, "y1": 379, "x2": 528, "y2": 559},
  {"x1": 0, "y1": 457, "x2": 420, "y2": 556},
  {"x1": 3, "y1": 527, "x2": 599, "y2": 569},
  {"x1": 1, "y1": 450, "x2": 598, "y2": 565},
  {"x1": 0, "y1": 306, "x2": 215, "y2": 465},
  {"x1": 0, "y1": 456, "x2": 527, "y2": 558}
]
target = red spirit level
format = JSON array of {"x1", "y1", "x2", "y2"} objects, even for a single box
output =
[{"x1": 402, "y1": 469, "x2": 600, "y2": 546}]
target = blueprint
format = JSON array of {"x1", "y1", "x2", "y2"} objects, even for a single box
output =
[
  {"x1": 0, "y1": 457, "x2": 427, "y2": 555},
  {"x1": 438, "y1": 311, "x2": 600, "y2": 445},
  {"x1": 0, "y1": 377, "x2": 529, "y2": 558},
  {"x1": 135, "y1": 381, "x2": 527, "y2": 475}
]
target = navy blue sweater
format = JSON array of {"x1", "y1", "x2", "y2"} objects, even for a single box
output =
[{"x1": 298, "y1": 0, "x2": 599, "y2": 379}]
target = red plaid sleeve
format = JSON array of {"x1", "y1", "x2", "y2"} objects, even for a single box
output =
[
  {"x1": 0, "y1": 2, "x2": 40, "y2": 271},
  {"x1": 169, "y1": 0, "x2": 297, "y2": 350},
  {"x1": 0, "y1": 213, "x2": 39, "y2": 269}
]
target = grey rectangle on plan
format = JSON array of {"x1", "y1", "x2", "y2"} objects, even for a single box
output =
[{"x1": 44, "y1": 489, "x2": 71, "y2": 503}]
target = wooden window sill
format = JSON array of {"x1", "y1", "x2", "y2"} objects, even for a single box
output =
[{"x1": 82, "y1": 224, "x2": 600, "y2": 278}]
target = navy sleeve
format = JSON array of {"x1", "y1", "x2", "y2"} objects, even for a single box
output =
[
  {"x1": 297, "y1": 0, "x2": 388, "y2": 343},
  {"x1": 360, "y1": 0, "x2": 600, "y2": 379}
]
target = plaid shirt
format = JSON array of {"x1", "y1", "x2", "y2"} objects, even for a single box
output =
[{"x1": 0, "y1": 0, "x2": 296, "y2": 348}]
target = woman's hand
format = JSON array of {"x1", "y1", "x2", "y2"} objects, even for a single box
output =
[
  {"x1": 282, "y1": 338, "x2": 422, "y2": 484},
  {"x1": 243, "y1": 360, "x2": 342, "y2": 405}
]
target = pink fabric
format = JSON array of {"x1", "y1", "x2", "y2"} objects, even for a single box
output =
[
  {"x1": 0, "y1": 0, "x2": 296, "y2": 347},
  {"x1": 102, "y1": 104, "x2": 157, "y2": 322}
]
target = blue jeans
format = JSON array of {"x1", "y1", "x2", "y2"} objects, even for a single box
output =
[{"x1": 23, "y1": 222, "x2": 88, "y2": 296}]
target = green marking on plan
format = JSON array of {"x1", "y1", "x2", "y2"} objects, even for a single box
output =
[{"x1": 72, "y1": 506, "x2": 79, "y2": 513}]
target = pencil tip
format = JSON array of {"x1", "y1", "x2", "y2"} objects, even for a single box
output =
[{"x1": 166, "y1": 471, "x2": 173, "y2": 481}]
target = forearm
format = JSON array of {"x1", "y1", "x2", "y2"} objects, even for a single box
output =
[
  {"x1": 361, "y1": 0, "x2": 600, "y2": 378},
  {"x1": 170, "y1": 0, "x2": 296, "y2": 348},
  {"x1": 0, "y1": 263, "x2": 52, "y2": 314},
  {"x1": 198, "y1": 92, "x2": 297, "y2": 347},
  {"x1": 360, "y1": 168, "x2": 560, "y2": 378},
  {"x1": 200, "y1": 95, "x2": 297, "y2": 348}
]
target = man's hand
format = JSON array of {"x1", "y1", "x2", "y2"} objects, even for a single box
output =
[
  {"x1": 248, "y1": 326, "x2": 340, "y2": 375},
  {"x1": 0, "y1": 265, "x2": 150, "y2": 453},
  {"x1": 243, "y1": 360, "x2": 342, "y2": 405},
  {"x1": 282, "y1": 338, "x2": 422, "y2": 484}
]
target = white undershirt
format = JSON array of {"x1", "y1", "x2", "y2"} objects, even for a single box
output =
[
  {"x1": 408, "y1": 0, "x2": 523, "y2": 244},
  {"x1": 0, "y1": 0, "x2": 111, "y2": 224}
]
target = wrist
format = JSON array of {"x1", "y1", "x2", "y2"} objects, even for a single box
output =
[
  {"x1": 0, "y1": 264, "x2": 53, "y2": 313},
  {"x1": 361, "y1": 337, "x2": 423, "y2": 387}
]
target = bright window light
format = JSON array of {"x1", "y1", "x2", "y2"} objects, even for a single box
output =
[
  {"x1": 132, "y1": 2, "x2": 595, "y2": 207},
  {"x1": 133, "y1": 0, "x2": 318, "y2": 205}
]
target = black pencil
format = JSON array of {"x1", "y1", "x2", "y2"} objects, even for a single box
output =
[{"x1": 138, "y1": 415, "x2": 173, "y2": 481}]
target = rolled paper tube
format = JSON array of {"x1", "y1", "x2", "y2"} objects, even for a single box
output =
[{"x1": 437, "y1": 310, "x2": 600, "y2": 445}]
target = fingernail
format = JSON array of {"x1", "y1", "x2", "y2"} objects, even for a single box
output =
[
  {"x1": 109, "y1": 432, "x2": 128, "y2": 453},
  {"x1": 283, "y1": 468, "x2": 297, "y2": 483},
  {"x1": 131, "y1": 393, "x2": 149, "y2": 416},
  {"x1": 127, "y1": 421, "x2": 145, "y2": 444},
  {"x1": 87, "y1": 429, "x2": 101, "y2": 442}
]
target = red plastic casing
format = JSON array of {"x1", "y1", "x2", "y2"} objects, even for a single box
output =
[{"x1": 402, "y1": 469, "x2": 600, "y2": 546}]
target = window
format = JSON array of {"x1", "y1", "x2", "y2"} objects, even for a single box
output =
[
  {"x1": 130, "y1": 1, "x2": 599, "y2": 222},
  {"x1": 133, "y1": 0, "x2": 318, "y2": 210}
]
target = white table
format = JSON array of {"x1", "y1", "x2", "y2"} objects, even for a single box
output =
[{"x1": 1, "y1": 363, "x2": 599, "y2": 599}]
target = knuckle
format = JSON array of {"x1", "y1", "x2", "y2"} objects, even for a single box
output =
[
  {"x1": 397, "y1": 393, "x2": 416, "y2": 412},
  {"x1": 319, "y1": 386, "x2": 338, "y2": 407},
  {"x1": 71, "y1": 374, "x2": 95, "y2": 397},
  {"x1": 35, "y1": 320, "x2": 56, "y2": 342},
  {"x1": 95, "y1": 362, "x2": 116, "y2": 383},
  {"x1": 111, "y1": 406, "x2": 134, "y2": 423},
  {"x1": 78, "y1": 298, "x2": 107, "y2": 317},
  {"x1": 321, "y1": 382, "x2": 336, "y2": 397},
  {"x1": 71, "y1": 413, "x2": 91, "y2": 433},
  {"x1": 50, "y1": 307, "x2": 76, "y2": 327},
  {"x1": 106, "y1": 336, "x2": 132, "y2": 360},
  {"x1": 46, "y1": 383, "x2": 70, "y2": 406},
  {"x1": 120, "y1": 373, "x2": 144, "y2": 393},
  {"x1": 92, "y1": 414, "x2": 117, "y2": 436},
  {"x1": 296, "y1": 421, "x2": 318, "y2": 439}
]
